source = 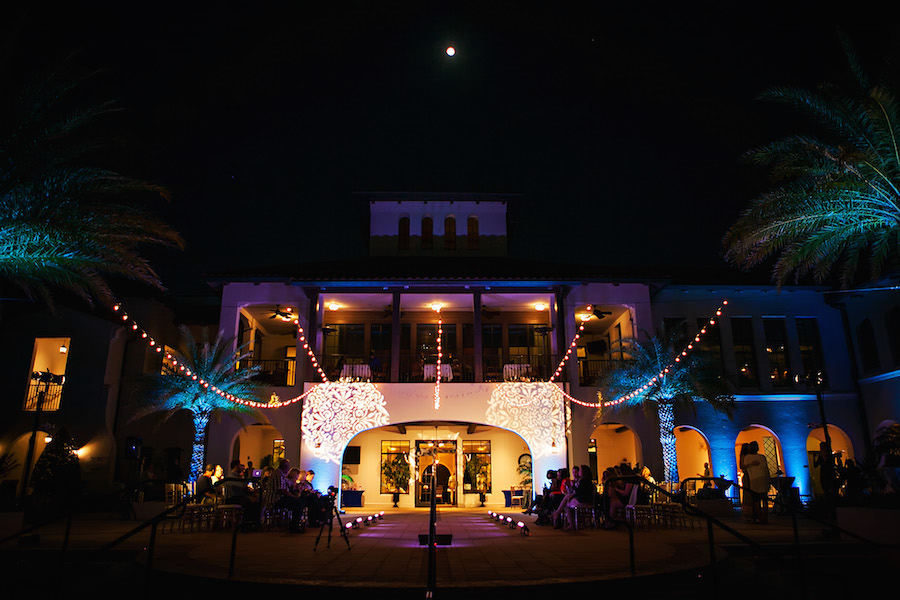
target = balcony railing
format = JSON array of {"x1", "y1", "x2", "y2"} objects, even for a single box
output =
[
  {"x1": 24, "y1": 381, "x2": 64, "y2": 411},
  {"x1": 237, "y1": 358, "x2": 296, "y2": 387},
  {"x1": 577, "y1": 357, "x2": 632, "y2": 386}
]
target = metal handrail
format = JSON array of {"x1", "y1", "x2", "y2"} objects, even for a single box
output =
[{"x1": 603, "y1": 475, "x2": 895, "y2": 596}]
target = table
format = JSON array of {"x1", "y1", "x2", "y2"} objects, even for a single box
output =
[
  {"x1": 341, "y1": 363, "x2": 372, "y2": 380},
  {"x1": 341, "y1": 490, "x2": 364, "y2": 507},
  {"x1": 503, "y1": 363, "x2": 532, "y2": 380},
  {"x1": 423, "y1": 364, "x2": 452, "y2": 381}
]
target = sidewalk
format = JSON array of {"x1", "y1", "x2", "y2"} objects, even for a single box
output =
[{"x1": 2, "y1": 505, "x2": 895, "y2": 598}]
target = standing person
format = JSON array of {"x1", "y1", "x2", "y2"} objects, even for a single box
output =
[
  {"x1": 744, "y1": 441, "x2": 770, "y2": 524},
  {"x1": 739, "y1": 443, "x2": 752, "y2": 522}
]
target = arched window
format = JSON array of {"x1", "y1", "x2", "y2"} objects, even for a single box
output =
[
  {"x1": 444, "y1": 216, "x2": 456, "y2": 250},
  {"x1": 887, "y1": 307, "x2": 900, "y2": 366},
  {"x1": 398, "y1": 216, "x2": 410, "y2": 251},
  {"x1": 421, "y1": 216, "x2": 433, "y2": 250},
  {"x1": 858, "y1": 318, "x2": 879, "y2": 373},
  {"x1": 466, "y1": 216, "x2": 479, "y2": 250}
]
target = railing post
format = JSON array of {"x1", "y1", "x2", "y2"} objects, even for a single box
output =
[
  {"x1": 145, "y1": 519, "x2": 159, "y2": 592},
  {"x1": 228, "y1": 522, "x2": 240, "y2": 578},
  {"x1": 706, "y1": 518, "x2": 718, "y2": 593}
]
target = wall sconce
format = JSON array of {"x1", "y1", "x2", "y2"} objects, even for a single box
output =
[{"x1": 59, "y1": 344, "x2": 68, "y2": 353}]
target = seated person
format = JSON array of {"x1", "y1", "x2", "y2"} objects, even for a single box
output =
[{"x1": 195, "y1": 464, "x2": 218, "y2": 504}]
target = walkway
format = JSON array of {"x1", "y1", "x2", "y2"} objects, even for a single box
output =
[{"x1": 2, "y1": 505, "x2": 896, "y2": 599}]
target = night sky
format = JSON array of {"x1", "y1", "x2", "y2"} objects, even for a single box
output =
[{"x1": 7, "y1": 3, "x2": 898, "y2": 292}]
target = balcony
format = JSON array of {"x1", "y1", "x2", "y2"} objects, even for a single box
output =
[{"x1": 237, "y1": 358, "x2": 297, "y2": 387}]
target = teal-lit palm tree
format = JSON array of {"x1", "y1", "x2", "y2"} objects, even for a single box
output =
[
  {"x1": 598, "y1": 328, "x2": 734, "y2": 483},
  {"x1": 0, "y1": 58, "x2": 183, "y2": 307},
  {"x1": 132, "y1": 326, "x2": 267, "y2": 480},
  {"x1": 724, "y1": 37, "x2": 900, "y2": 288}
]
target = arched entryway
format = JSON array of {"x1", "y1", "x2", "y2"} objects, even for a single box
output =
[
  {"x1": 675, "y1": 426, "x2": 713, "y2": 481},
  {"x1": 339, "y1": 421, "x2": 532, "y2": 509},
  {"x1": 734, "y1": 426, "x2": 784, "y2": 488},
  {"x1": 807, "y1": 425, "x2": 855, "y2": 498},
  {"x1": 231, "y1": 423, "x2": 287, "y2": 473},
  {"x1": 590, "y1": 423, "x2": 643, "y2": 475}
]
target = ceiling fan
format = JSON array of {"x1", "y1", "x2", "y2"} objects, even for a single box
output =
[
  {"x1": 270, "y1": 305, "x2": 297, "y2": 322},
  {"x1": 589, "y1": 305, "x2": 612, "y2": 319}
]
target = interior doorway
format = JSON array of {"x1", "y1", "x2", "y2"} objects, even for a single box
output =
[{"x1": 415, "y1": 439, "x2": 458, "y2": 506}]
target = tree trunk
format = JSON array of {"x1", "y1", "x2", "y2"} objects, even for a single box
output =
[
  {"x1": 190, "y1": 410, "x2": 211, "y2": 481},
  {"x1": 658, "y1": 402, "x2": 679, "y2": 483}
]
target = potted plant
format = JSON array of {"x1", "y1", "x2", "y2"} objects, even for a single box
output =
[{"x1": 381, "y1": 454, "x2": 410, "y2": 507}]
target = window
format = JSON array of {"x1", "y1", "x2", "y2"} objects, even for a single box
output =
[
  {"x1": 444, "y1": 216, "x2": 456, "y2": 250},
  {"x1": 325, "y1": 324, "x2": 365, "y2": 357},
  {"x1": 730, "y1": 317, "x2": 758, "y2": 388},
  {"x1": 858, "y1": 318, "x2": 880, "y2": 373},
  {"x1": 467, "y1": 216, "x2": 479, "y2": 250},
  {"x1": 696, "y1": 317, "x2": 725, "y2": 372},
  {"x1": 796, "y1": 318, "x2": 825, "y2": 380},
  {"x1": 272, "y1": 439, "x2": 285, "y2": 466},
  {"x1": 381, "y1": 441, "x2": 410, "y2": 494},
  {"x1": 24, "y1": 337, "x2": 70, "y2": 411},
  {"x1": 664, "y1": 317, "x2": 689, "y2": 351},
  {"x1": 463, "y1": 440, "x2": 491, "y2": 493},
  {"x1": 763, "y1": 318, "x2": 792, "y2": 387},
  {"x1": 398, "y1": 216, "x2": 410, "y2": 251},
  {"x1": 421, "y1": 216, "x2": 433, "y2": 250}
]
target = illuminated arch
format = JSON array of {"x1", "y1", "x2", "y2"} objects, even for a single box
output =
[
  {"x1": 674, "y1": 425, "x2": 712, "y2": 480},
  {"x1": 589, "y1": 423, "x2": 643, "y2": 474}
]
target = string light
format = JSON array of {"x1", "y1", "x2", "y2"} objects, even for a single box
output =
[
  {"x1": 110, "y1": 300, "x2": 328, "y2": 408},
  {"x1": 433, "y1": 303, "x2": 442, "y2": 410},
  {"x1": 601, "y1": 300, "x2": 729, "y2": 408}
]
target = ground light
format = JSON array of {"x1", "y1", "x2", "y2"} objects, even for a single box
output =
[{"x1": 487, "y1": 511, "x2": 530, "y2": 537}]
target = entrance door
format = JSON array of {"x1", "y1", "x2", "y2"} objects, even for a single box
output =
[{"x1": 415, "y1": 440, "x2": 457, "y2": 506}]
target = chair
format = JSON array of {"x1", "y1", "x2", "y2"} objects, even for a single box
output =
[
  {"x1": 214, "y1": 504, "x2": 244, "y2": 530},
  {"x1": 261, "y1": 504, "x2": 292, "y2": 530},
  {"x1": 510, "y1": 486, "x2": 525, "y2": 507},
  {"x1": 179, "y1": 504, "x2": 214, "y2": 532},
  {"x1": 574, "y1": 505, "x2": 599, "y2": 529}
]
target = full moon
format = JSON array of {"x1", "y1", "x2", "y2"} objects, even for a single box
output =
[{"x1": 446, "y1": 46, "x2": 455, "y2": 57}]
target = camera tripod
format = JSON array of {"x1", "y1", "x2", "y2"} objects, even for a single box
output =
[{"x1": 313, "y1": 497, "x2": 351, "y2": 551}]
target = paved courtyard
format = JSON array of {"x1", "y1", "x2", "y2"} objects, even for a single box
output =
[{"x1": 4, "y1": 504, "x2": 896, "y2": 598}]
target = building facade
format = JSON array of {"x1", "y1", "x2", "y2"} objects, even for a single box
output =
[{"x1": 2, "y1": 194, "x2": 897, "y2": 512}]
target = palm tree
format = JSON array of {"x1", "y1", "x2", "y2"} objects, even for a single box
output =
[
  {"x1": 131, "y1": 326, "x2": 267, "y2": 480},
  {"x1": 598, "y1": 327, "x2": 734, "y2": 483},
  {"x1": 724, "y1": 36, "x2": 900, "y2": 288},
  {"x1": 0, "y1": 57, "x2": 183, "y2": 308}
]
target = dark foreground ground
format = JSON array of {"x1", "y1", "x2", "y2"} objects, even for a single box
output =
[{"x1": 2, "y1": 506, "x2": 897, "y2": 599}]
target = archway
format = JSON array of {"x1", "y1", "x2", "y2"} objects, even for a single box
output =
[
  {"x1": 807, "y1": 425, "x2": 855, "y2": 498},
  {"x1": 339, "y1": 421, "x2": 532, "y2": 509},
  {"x1": 590, "y1": 423, "x2": 642, "y2": 475},
  {"x1": 231, "y1": 423, "x2": 286, "y2": 474},
  {"x1": 734, "y1": 426, "x2": 784, "y2": 489},
  {"x1": 675, "y1": 426, "x2": 712, "y2": 481},
  {"x1": 1, "y1": 431, "x2": 51, "y2": 499}
]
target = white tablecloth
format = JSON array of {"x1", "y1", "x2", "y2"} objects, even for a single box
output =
[
  {"x1": 503, "y1": 363, "x2": 532, "y2": 380},
  {"x1": 423, "y1": 363, "x2": 452, "y2": 381},
  {"x1": 341, "y1": 364, "x2": 372, "y2": 380}
]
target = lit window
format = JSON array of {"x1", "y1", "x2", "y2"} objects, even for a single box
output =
[{"x1": 24, "y1": 338, "x2": 70, "y2": 411}]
